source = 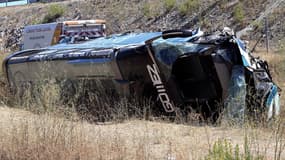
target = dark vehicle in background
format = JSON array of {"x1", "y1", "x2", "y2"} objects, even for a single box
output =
[{"x1": 2, "y1": 28, "x2": 281, "y2": 123}]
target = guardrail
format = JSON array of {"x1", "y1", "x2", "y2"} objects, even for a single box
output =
[{"x1": 0, "y1": 0, "x2": 31, "y2": 7}]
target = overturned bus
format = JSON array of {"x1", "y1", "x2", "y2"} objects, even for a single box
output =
[{"x1": 2, "y1": 28, "x2": 281, "y2": 122}]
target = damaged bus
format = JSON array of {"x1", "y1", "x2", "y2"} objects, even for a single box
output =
[{"x1": 3, "y1": 28, "x2": 281, "y2": 123}]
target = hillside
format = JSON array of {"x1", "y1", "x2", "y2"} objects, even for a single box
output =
[{"x1": 0, "y1": 0, "x2": 284, "y2": 51}]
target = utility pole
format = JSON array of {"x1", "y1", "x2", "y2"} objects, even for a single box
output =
[
  {"x1": 264, "y1": 17, "x2": 270, "y2": 54},
  {"x1": 6, "y1": 0, "x2": 7, "y2": 7}
]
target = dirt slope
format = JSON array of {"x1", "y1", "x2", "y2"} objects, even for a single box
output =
[{"x1": 0, "y1": 0, "x2": 284, "y2": 51}]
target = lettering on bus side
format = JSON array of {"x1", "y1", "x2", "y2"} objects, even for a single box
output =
[{"x1": 146, "y1": 64, "x2": 175, "y2": 112}]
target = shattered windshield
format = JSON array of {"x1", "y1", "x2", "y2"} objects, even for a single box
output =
[{"x1": 152, "y1": 39, "x2": 212, "y2": 68}]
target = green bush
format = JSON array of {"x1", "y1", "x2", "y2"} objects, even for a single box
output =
[
  {"x1": 42, "y1": 4, "x2": 65, "y2": 23},
  {"x1": 164, "y1": 0, "x2": 176, "y2": 11},
  {"x1": 178, "y1": 0, "x2": 200, "y2": 16},
  {"x1": 204, "y1": 139, "x2": 265, "y2": 160},
  {"x1": 252, "y1": 20, "x2": 262, "y2": 30},
  {"x1": 142, "y1": 3, "x2": 151, "y2": 18},
  {"x1": 31, "y1": 19, "x2": 40, "y2": 25},
  {"x1": 204, "y1": 139, "x2": 240, "y2": 160},
  {"x1": 233, "y1": 3, "x2": 245, "y2": 23}
]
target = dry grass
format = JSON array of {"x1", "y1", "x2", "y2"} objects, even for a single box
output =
[
  {"x1": 0, "y1": 83, "x2": 283, "y2": 160},
  {"x1": 0, "y1": 78, "x2": 285, "y2": 160},
  {"x1": 0, "y1": 106, "x2": 284, "y2": 160}
]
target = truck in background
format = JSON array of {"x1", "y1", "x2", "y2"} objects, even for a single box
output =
[{"x1": 22, "y1": 19, "x2": 106, "y2": 50}]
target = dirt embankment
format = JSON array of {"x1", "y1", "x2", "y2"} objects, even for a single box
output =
[{"x1": 0, "y1": 0, "x2": 284, "y2": 51}]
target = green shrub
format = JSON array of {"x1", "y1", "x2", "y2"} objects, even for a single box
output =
[
  {"x1": 204, "y1": 139, "x2": 265, "y2": 160},
  {"x1": 164, "y1": 0, "x2": 176, "y2": 11},
  {"x1": 178, "y1": 0, "x2": 200, "y2": 16},
  {"x1": 252, "y1": 20, "x2": 262, "y2": 30},
  {"x1": 204, "y1": 139, "x2": 239, "y2": 160},
  {"x1": 142, "y1": 3, "x2": 151, "y2": 18},
  {"x1": 233, "y1": 3, "x2": 245, "y2": 23},
  {"x1": 31, "y1": 19, "x2": 40, "y2": 25},
  {"x1": 42, "y1": 4, "x2": 65, "y2": 23}
]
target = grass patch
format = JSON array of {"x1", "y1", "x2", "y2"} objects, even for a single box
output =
[
  {"x1": 42, "y1": 4, "x2": 65, "y2": 23},
  {"x1": 0, "y1": 108, "x2": 284, "y2": 160},
  {"x1": 204, "y1": 138, "x2": 265, "y2": 160},
  {"x1": 233, "y1": 2, "x2": 245, "y2": 23},
  {"x1": 178, "y1": 0, "x2": 200, "y2": 16},
  {"x1": 142, "y1": 3, "x2": 151, "y2": 18},
  {"x1": 0, "y1": 75, "x2": 284, "y2": 159},
  {"x1": 142, "y1": 2, "x2": 162, "y2": 19},
  {"x1": 164, "y1": 0, "x2": 176, "y2": 11}
]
